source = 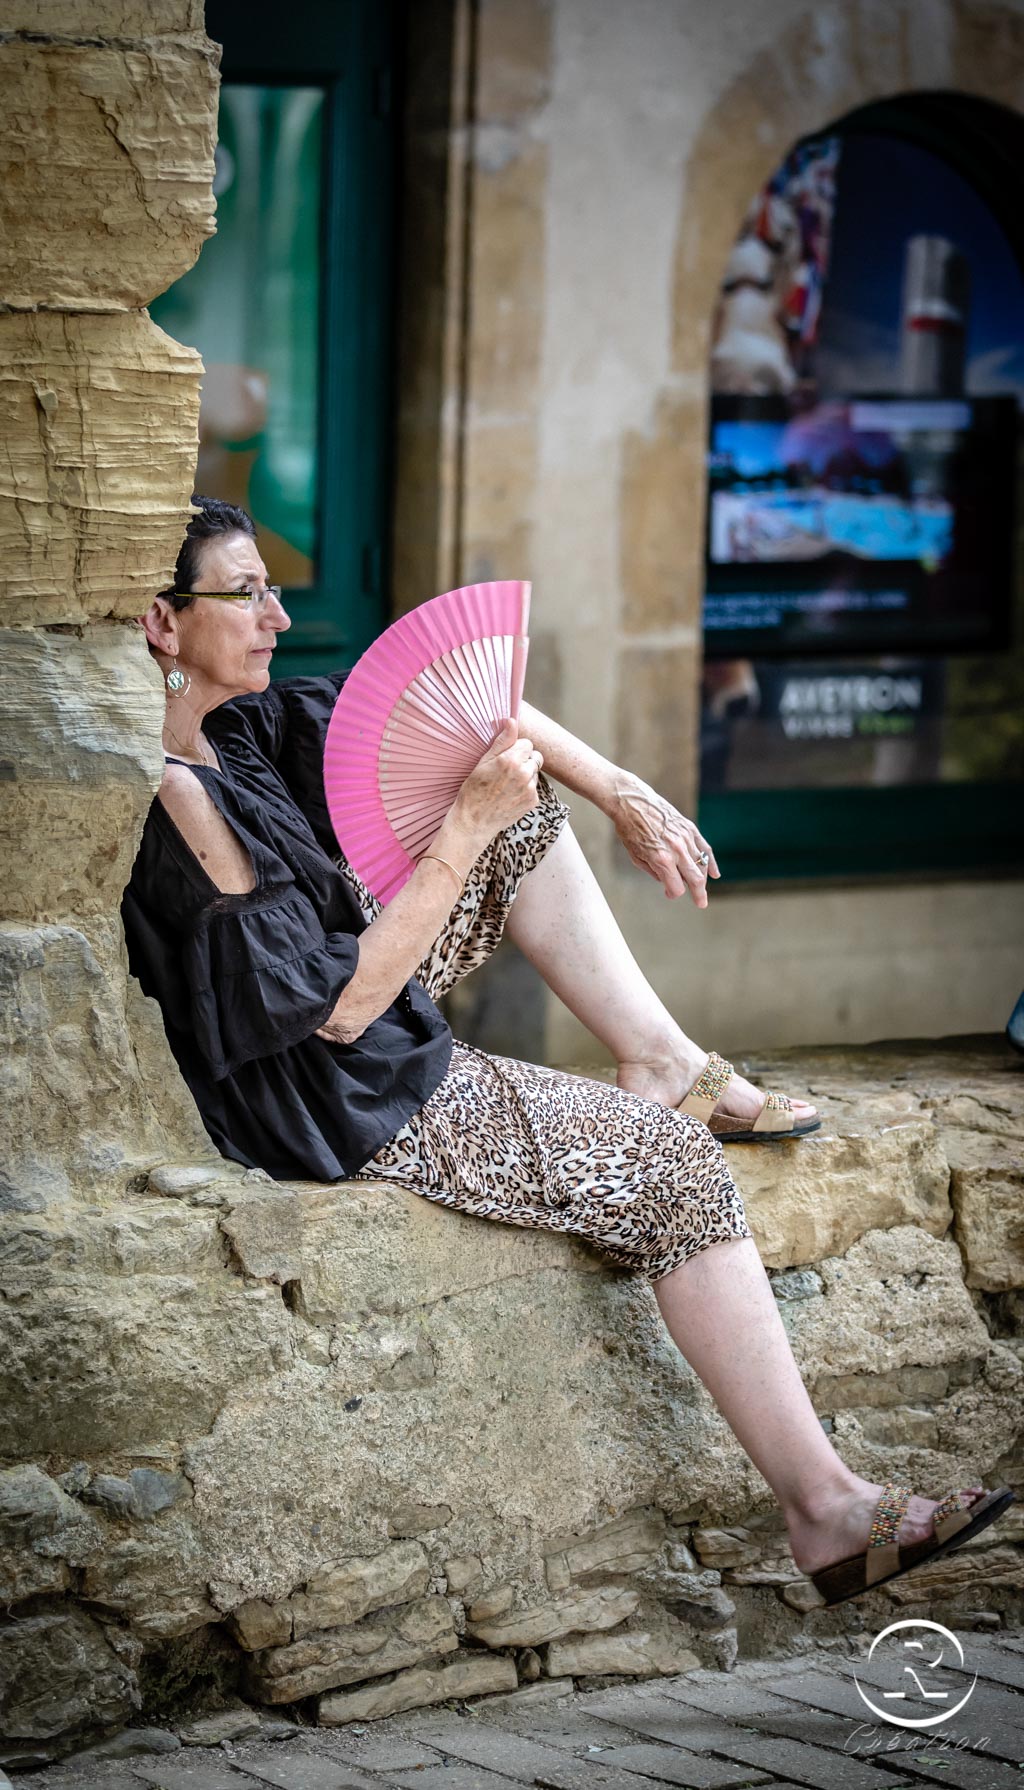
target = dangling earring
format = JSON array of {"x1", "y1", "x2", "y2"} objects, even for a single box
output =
[{"x1": 166, "y1": 657, "x2": 191, "y2": 696}]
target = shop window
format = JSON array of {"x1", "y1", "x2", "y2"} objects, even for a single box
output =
[
  {"x1": 150, "y1": 0, "x2": 397, "y2": 675},
  {"x1": 699, "y1": 95, "x2": 1024, "y2": 880}
]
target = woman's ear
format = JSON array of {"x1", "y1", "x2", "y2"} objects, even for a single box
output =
[{"x1": 140, "y1": 596, "x2": 179, "y2": 657}]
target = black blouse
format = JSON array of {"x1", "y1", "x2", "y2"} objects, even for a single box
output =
[{"x1": 121, "y1": 673, "x2": 453, "y2": 1181}]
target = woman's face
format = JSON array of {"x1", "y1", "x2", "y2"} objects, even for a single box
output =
[{"x1": 172, "y1": 530, "x2": 292, "y2": 701}]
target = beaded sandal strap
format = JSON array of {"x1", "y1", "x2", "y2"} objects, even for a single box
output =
[
  {"x1": 750, "y1": 1087, "x2": 797, "y2": 1133},
  {"x1": 678, "y1": 1050, "x2": 734, "y2": 1125},
  {"x1": 932, "y1": 1488, "x2": 976, "y2": 1545},
  {"x1": 865, "y1": 1480, "x2": 913, "y2": 1586}
]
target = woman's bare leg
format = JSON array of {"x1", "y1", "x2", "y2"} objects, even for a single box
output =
[
  {"x1": 505, "y1": 823, "x2": 814, "y2": 1124},
  {"x1": 655, "y1": 1236, "x2": 983, "y2": 1572}
]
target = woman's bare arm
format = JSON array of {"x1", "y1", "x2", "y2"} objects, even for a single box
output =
[
  {"x1": 319, "y1": 719, "x2": 542, "y2": 1041},
  {"x1": 518, "y1": 699, "x2": 719, "y2": 907}
]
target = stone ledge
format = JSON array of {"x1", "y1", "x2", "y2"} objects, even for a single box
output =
[{"x1": 1, "y1": 1038, "x2": 1021, "y2": 1761}]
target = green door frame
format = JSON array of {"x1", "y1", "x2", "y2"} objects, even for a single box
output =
[{"x1": 199, "y1": 0, "x2": 399, "y2": 674}]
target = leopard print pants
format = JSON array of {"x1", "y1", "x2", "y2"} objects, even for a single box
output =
[{"x1": 344, "y1": 777, "x2": 753, "y2": 1284}]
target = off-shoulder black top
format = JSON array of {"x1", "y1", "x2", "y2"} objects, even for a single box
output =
[{"x1": 120, "y1": 673, "x2": 453, "y2": 1181}]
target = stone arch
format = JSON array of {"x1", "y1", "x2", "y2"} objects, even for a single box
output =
[{"x1": 617, "y1": 0, "x2": 1024, "y2": 808}]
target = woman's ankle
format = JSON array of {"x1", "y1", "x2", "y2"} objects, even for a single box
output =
[{"x1": 782, "y1": 1466, "x2": 862, "y2": 1528}]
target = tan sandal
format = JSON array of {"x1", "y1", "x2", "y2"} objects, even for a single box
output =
[
  {"x1": 809, "y1": 1480, "x2": 1016, "y2": 1607},
  {"x1": 677, "y1": 1050, "x2": 821, "y2": 1141}
]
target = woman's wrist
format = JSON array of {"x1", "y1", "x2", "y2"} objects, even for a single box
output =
[{"x1": 429, "y1": 813, "x2": 486, "y2": 876}]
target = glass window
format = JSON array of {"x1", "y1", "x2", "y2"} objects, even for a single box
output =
[{"x1": 701, "y1": 107, "x2": 1024, "y2": 877}]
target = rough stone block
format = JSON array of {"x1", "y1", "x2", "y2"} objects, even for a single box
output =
[
  {"x1": 467, "y1": 1584, "x2": 514, "y2": 1622},
  {"x1": 0, "y1": 921, "x2": 186, "y2": 1206},
  {"x1": 0, "y1": 34, "x2": 217, "y2": 310},
  {"x1": 289, "y1": 1541, "x2": 432, "y2": 1639},
  {"x1": 0, "y1": 1607, "x2": 140, "y2": 1749},
  {"x1": 318, "y1": 1648, "x2": 519, "y2": 1724},
  {"x1": 0, "y1": 625, "x2": 167, "y2": 919},
  {"x1": 0, "y1": 314, "x2": 201, "y2": 623},
  {"x1": 219, "y1": 1191, "x2": 309, "y2": 1287},
  {"x1": 466, "y1": 1584, "x2": 639, "y2": 1649},
  {"x1": 791, "y1": 1226, "x2": 992, "y2": 1392},
  {"x1": 856, "y1": 1405, "x2": 939, "y2": 1449},
  {"x1": 544, "y1": 1509, "x2": 667, "y2": 1588},
  {"x1": 950, "y1": 1155, "x2": 1024, "y2": 1291},
  {"x1": 0, "y1": 1238, "x2": 290, "y2": 1454},
  {"x1": 226, "y1": 1600, "x2": 292, "y2": 1653},
  {"x1": 443, "y1": 1555, "x2": 484, "y2": 1597},
  {"x1": 387, "y1": 1503, "x2": 453, "y2": 1538},
  {"x1": 176, "y1": 1707, "x2": 264, "y2": 1745},
  {"x1": 4, "y1": 4, "x2": 205, "y2": 36},
  {"x1": 545, "y1": 1629, "x2": 701, "y2": 1679},
  {"x1": 737, "y1": 1122, "x2": 952, "y2": 1271},
  {"x1": 247, "y1": 1596, "x2": 458, "y2": 1704},
  {"x1": 0, "y1": 1464, "x2": 105, "y2": 1605},
  {"x1": 883, "y1": 1544, "x2": 1024, "y2": 1603},
  {"x1": 79, "y1": 1523, "x2": 220, "y2": 1640}
]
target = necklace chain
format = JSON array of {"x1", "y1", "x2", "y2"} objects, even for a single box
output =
[{"x1": 165, "y1": 724, "x2": 215, "y2": 768}]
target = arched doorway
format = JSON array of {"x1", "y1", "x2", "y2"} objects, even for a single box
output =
[{"x1": 698, "y1": 92, "x2": 1024, "y2": 880}]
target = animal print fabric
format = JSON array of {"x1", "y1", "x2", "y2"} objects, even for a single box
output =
[{"x1": 343, "y1": 777, "x2": 753, "y2": 1284}]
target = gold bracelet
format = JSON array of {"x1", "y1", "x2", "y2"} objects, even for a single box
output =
[{"x1": 420, "y1": 853, "x2": 466, "y2": 898}]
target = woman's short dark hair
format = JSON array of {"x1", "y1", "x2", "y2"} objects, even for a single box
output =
[{"x1": 164, "y1": 495, "x2": 257, "y2": 611}]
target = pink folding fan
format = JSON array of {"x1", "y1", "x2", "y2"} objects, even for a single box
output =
[{"x1": 323, "y1": 580, "x2": 531, "y2": 903}]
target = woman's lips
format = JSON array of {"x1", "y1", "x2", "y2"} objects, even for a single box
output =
[{"x1": 251, "y1": 648, "x2": 274, "y2": 658}]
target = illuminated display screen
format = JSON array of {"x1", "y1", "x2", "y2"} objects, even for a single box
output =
[{"x1": 703, "y1": 395, "x2": 1016, "y2": 658}]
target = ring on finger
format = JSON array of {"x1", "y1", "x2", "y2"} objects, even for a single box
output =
[{"x1": 695, "y1": 849, "x2": 710, "y2": 869}]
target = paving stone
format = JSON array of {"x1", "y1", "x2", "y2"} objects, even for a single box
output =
[
  {"x1": 575, "y1": 1742, "x2": 774, "y2": 1788},
  {"x1": 704, "y1": 1733, "x2": 896, "y2": 1790},
  {"x1": 130, "y1": 1765, "x2": 252, "y2": 1789},
  {"x1": 566, "y1": 1695, "x2": 757, "y2": 1752},
  {"x1": 178, "y1": 1711, "x2": 265, "y2": 1746},
  {"x1": 897, "y1": 1639, "x2": 1024, "y2": 1694},
  {"x1": 766, "y1": 1665, "x2": 1024, "y2": 1765},
  {"x1": 469, "y1": 1707, "x2": 652, "y2": 1750},
  {"x1": 232, "y1": 1753, "x2": 379, "y2": 1789},
  {"x1": 374, "y1": 1770, "x2": 522, "y2": 1790},
  {"x1": 325, "y1": 1739, "x2": 443, "y2": 1772},
  {"x1": 659, "y1": 1677, "x2": 814, "y2": 1723},
  {"x1": 380, "y1": 1722, "x2": 672, "y2": 1790},
  {"x1": 80, "y1": 1729, "x2": 183, "y2": 1762},
  {"x1": 878, "y1": 1752, "x2": 1024, "y2": 1789}
]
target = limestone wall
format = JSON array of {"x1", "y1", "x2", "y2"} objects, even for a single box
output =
[
  {"x1": 2, "y1": 1047, "x2": 1022, "y2": 1765},
  {"x1": 394, "y1": 0, "x2": 1024, "y2": 1061}
]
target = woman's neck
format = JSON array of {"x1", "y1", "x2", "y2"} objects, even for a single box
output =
[{"x1": 163, "y1": 701, "x2": 217, "y2": 767}]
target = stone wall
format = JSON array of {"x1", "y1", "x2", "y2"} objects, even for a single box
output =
[
  {"x1": 0, "y1": 0, "x2": 220, "y2": 1760},
  {"x1": 393, "y1": 0, "x2": 1024, "y2": 1062},
  {"x1": 2, "y1": 1045, "x2": 1022, "y2": 1766}
]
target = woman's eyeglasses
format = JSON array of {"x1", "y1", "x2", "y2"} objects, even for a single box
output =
[{"x1": 173, "y1": 586, "x2": 283, "y2": 615}]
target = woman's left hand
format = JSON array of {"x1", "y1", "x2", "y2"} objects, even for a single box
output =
[{"x1": 609, "y1": 774, "x2": 720, "y2": 907}]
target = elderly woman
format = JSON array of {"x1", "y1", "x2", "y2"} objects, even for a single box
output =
[{"x1": 123, "y1": 496, "x2": 1008, "y2": 1607}]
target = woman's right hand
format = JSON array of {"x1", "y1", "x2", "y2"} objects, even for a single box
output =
[{"x1": 447, "y1": 719, "x2": 543, "y2": 846}]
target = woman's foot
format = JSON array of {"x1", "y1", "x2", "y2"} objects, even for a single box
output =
[
  {"x1": 786, "y1": 1475, "x2": 986, "y2": 1576},
  {"x1": 617, "y1": 1047, "x2": 818, "y2": 1128}
]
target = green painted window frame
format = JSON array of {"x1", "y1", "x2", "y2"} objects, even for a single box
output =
[
  {"x1": 699, "y1": 94, "x2": 1024, "y2": 884},
  {"x1": 201, "y1": 0, "x2": 398, "y2": 675}
]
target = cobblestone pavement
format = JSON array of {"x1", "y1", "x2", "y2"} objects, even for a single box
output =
[{"x1": 9, "y1": 1631, "x2": 1023, "y2": 1790}]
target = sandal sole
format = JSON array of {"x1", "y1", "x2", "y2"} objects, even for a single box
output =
[
  {"x1": 711, "y1": 1118, "x2": 823, "y2": 1144},
  {"x1": 809, "y1": 1485, "x2": 1016, "y2": 1607}
]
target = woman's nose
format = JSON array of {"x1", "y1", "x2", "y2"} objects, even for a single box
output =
[{"x1": 268, "y1": 594, "x2": 291, "y2": 631}]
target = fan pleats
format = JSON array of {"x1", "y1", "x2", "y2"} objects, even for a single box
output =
[{"x1": 324, "y1": 581, "x2": 531, "y2": 904}]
